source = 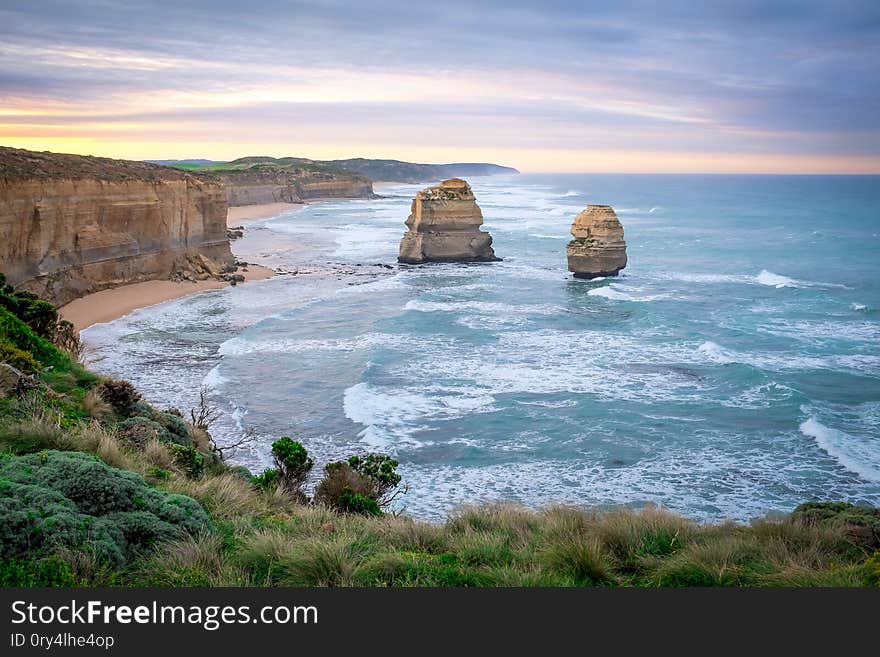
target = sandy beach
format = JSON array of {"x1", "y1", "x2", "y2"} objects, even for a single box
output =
[
  {"x1": 59, "y1": 264, "x2": 276, "y2": 332},
  {"x1": 227, "y1": 202, "x2": 302, "y2": 225},
  {"x1": 60, "y1": 201, "x2": 308, "y2": 331},
  {"x1": 59, "y1": 202, "x2": 317, "y2": 331}
]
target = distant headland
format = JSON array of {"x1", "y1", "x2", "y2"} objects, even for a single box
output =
[{"x1": 149, "y1": 156, "x2": 520, "y2": 184}]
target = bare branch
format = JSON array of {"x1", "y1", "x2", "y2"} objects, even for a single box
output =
[
  {"x1": 211, "y1": 426, "x2": 259, "y2": 460},
  {"x1": 190, "y1": 386, "x2": 222, "y2": 430}
]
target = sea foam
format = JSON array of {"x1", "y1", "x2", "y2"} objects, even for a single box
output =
[{"x1": 800, "y1": 417, "x2": 880, "y2": 483}]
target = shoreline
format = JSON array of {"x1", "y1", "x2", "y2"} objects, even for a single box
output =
[
  {"x1": 59, "y1": 264, "x2": 276, "y2": 332},
  {"x1": 61, "y1": 196, "x2": 366, "y2": 332},
  {"x1": 62, "y1": 200, "x2": 313, "y2": 331},
  {"x1": 227, "y1": 202, "x2": 303, "y2": 225}
]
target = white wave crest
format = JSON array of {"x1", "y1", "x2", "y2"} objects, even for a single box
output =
[
  {"x1": 756, "y1": 270, "x2": 798, "y2": 288},
  {"x1": 800, "y1": 417, "x2": 880, "y2": 482},
  {"x1": 343, "y1": 382, "x2": 495, "y2": 448},
  {"x1": 697, "y1": 341, "x2": 736, "y2": 364},
  {"x1": 202, "y1": 365, "x2": 227, "y2": 390},
  {"x1": 755, "y1": 269, "x2": 849, "y2": 289},
  {"x1": 587, "y1": 286, "x2": 668, "y2": 302},
  {"x1": 405, "y1": 299, "x2": 562, "y2": 315},
  {"x1": 219, "y1": 332, "x2": 399, "y2": 356}
]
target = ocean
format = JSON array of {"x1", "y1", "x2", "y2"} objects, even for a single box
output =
[{"x1": 82, "y1": 174, "x2": 880, "y2": 521}]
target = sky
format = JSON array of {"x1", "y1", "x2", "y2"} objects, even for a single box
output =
[{"x1": 1, "y1": 0, "x2": 879, "y2": 173}]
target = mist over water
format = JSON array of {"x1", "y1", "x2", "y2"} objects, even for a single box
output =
[{"x1": 83, "y1": 174, "x2": 880, "y2": 520}]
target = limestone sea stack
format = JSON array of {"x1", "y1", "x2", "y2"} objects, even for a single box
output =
[
  {"x1": 566, "y1": 205, "x2": 627, "y2": 279},
  {"x1": 398, "y1": 178, "x2": 499, "y2": 264}
]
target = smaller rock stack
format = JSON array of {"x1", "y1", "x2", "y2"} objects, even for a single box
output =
[
  {"x1": 566, "y1": 205, "x2": 627, "y2": 278},
  {"x1": 398, "y1": 178, "x2": 499, "y2": 264}
]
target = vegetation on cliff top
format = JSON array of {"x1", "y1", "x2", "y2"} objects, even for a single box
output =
[
  {"x1": 0, "y1": 275, "x2": 878, "y2": 587},
  {"x1": 163, "y1": 155, "x2": 519, "y2": 183},
  {"x1": 0, "y1": 146, "x2": 197, "y2": 182}
]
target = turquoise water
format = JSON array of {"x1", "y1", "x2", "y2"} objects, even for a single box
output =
[{"x1": 84, "y1": 174, "x2": 880, "y2": 520}]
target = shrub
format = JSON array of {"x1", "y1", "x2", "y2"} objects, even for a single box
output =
[
  {"x1": 270, "y1": 437, "x2": 313, "y2": 500},
  {"x1": 337, "y1": 489, "x2": 382, "y2": 516},
  {"x1": 0, "y1": 450, "x2": 211, "y2": 564},
  {"x1": 0, "y1": 280, "x2": 82, "y2": 357},
  {"x1": 347, "y1": 453, "x2": 403, "y2": 506},
  {"x1": 252, "y1": 468, "x2": 280, "y2": 492},
  {"x1": 0, "y1": 556, "x2": 77, "y2": 586},
  {"x1": 96, "y1": 378, "x2": 142, "y2": 417},
  {"x1": 167, "y1": 444, "x2": 205, "y2": 479},
  {"x1": 17, "y1": 298, "x2": 58, "y2": 339},
  {"x1": 155, "y1": 411, "x2": 193, "y2": 447},
  {"x1": 865, "y1": 552, "x2": 880, "y2": 587},
  {"x1": 314, "y1": 462, "x2": 376, "y2": 513},
  {"x1": 0, "y1": 340, "x2": 41, "y2": 373},
  {"x1": 0, "y1": 307, "x2": 70, "y2": 370},
  {"x1": 117, "y1": 417, "x2": 165, "y2": 450},
  {"x1": 791, "y1": 502, "x2": 880, "y2": 549}
]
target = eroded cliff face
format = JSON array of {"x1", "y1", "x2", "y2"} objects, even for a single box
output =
[
  {"x1": 398, "y1": 178, "x2": 499, "y2": 264},
  {"x1": 202, "y1": 169, "x2": 374, "y2": 206},
  {"x1": 0, "y1": 147, "x2": 233, "y2": 306},
  {"x1": 566, "y1": 205, "x2": 627, "y2": 279}
]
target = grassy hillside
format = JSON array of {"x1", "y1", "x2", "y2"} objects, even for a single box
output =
[
  {"x1": 0, "y1": 275, "x2": 878, "y2": 587},
  {"x1": 157, "y1": 156, "x2": 519, "y2": 183}
]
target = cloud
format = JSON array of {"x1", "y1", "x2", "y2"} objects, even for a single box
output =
[{"x1": 1, "y1": 0, "x2": 878, "y2": 170}]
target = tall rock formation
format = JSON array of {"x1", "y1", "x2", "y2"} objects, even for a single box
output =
[
  {"x1": 0, "y1": 147, "x2": 234, "y2": 306},
  {"x1": 398, "y1": 179, "x2": 499, "y2": 264},
  {"x1": 566, "y1": 205, "x2": 627, "y2": 278}
]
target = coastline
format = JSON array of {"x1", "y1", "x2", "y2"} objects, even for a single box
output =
[
  {"x1": 60, "y1": 198, "x2": 356, "y2": 332},
  {"x1": 227, "y1": 202, "x2": 303, "y2": 225},
  {"x1": 59, "y1": 265, "x2": 276, "y2": 332}
]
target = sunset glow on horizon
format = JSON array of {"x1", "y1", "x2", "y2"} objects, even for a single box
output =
[{"x1": 2, "y1": 1, "x2": 878, "y2": 173}]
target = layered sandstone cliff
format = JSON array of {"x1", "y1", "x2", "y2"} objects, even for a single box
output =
[
  {"x1": 198, "y1": 168, "x2": 373, "y2": 206},
  {"x1": 398, "y1": 179, "x2": 499, "y2": 264},
  {"x1": 0, "y1": 147, "x2": 234, "y2": 306},
  {"x1": 566, "y1": 205, "x2": 627, "y2": 279}
]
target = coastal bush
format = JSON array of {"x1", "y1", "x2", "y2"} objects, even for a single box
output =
[
  {"x1": 96, "y1": 378, "x2": 142, "y2": 417},
  {"x1": 117, "y1": 416, "x2": 165, "y2": 450},
  {"x1": 167, "y1": 444, "x2": 205, "y2": 479},
  {"x1": 0, "y1": 450, "x2": 211, "y2": 564},
  {"x1": 865, "y1": 553, "x2": 880, "y2": 586},
  {"x1": 0, "y1": 340, "x2": 41, "y2": 373},
  {"x1": 336, "y1": 489, "x2": 382, "y2": 516},
  {"x1": 252, "y1": 468, "x2": 280, "y2": 492},
  {"x1": 791, "y1": 501, "x2": 880, "y2": 548},
  {"x1": 0, "y1": 556, "x2": 78, "y2": 587},
  {"x1": 270, "y1": 436, "x2": 313, "y2": 500},
  {"x1": 155, "y1": 410, "x2": 193, "y2": 446},
  {"x1": 314, "y1": 461, "x2": 376, "y2": 513},
  {"x1": 347, "y1": 453, "x2": 403, "y2": 507},
  {"x1": 0, "y1": 307, "x2": 70, "y2": 370}
]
